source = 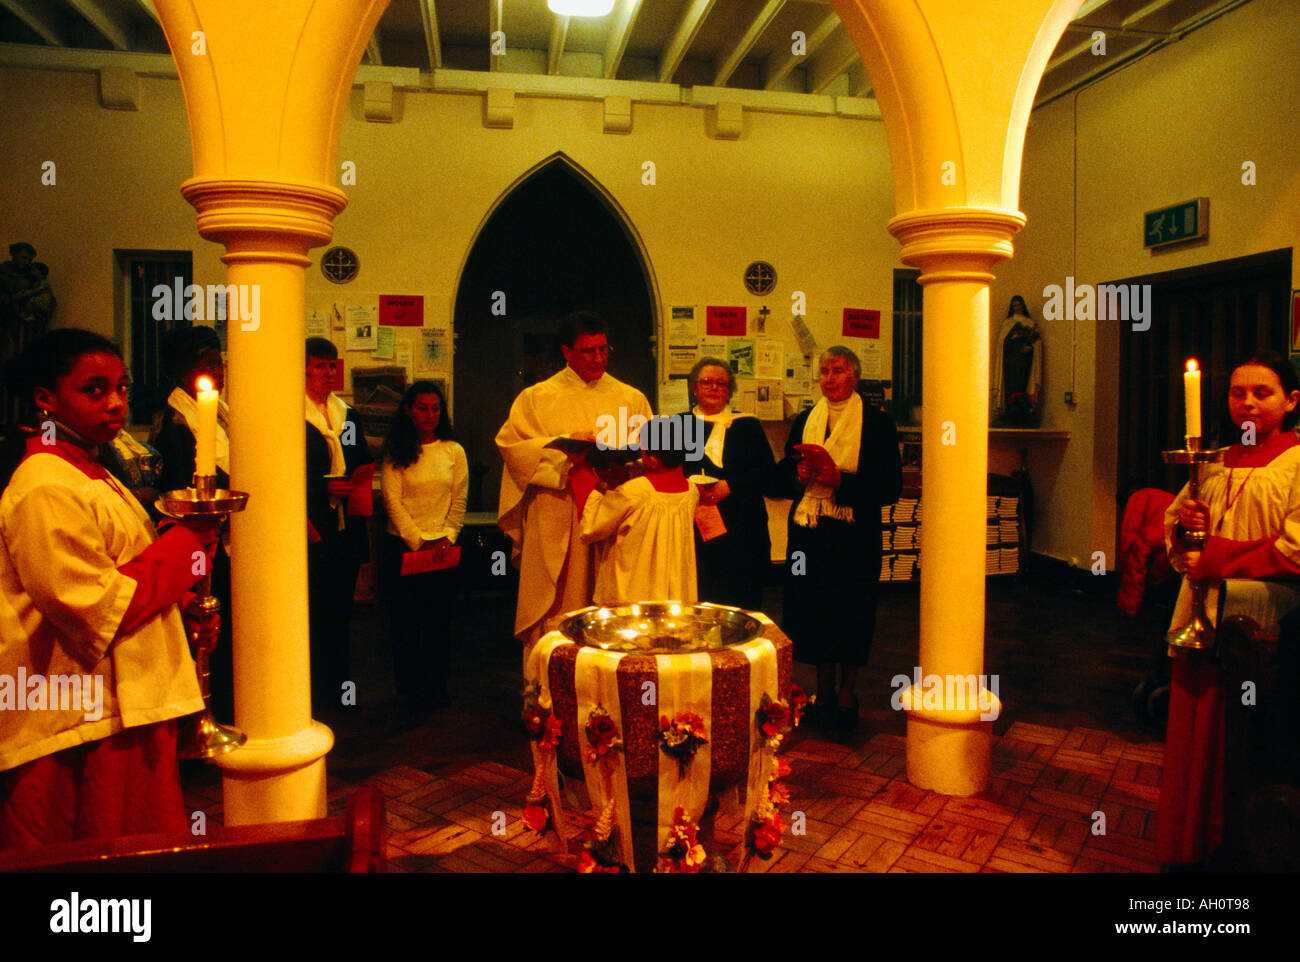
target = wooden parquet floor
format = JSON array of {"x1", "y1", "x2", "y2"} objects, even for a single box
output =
[{"x1": 182, "y1": 572, "x2": 1172, "y2": 873}]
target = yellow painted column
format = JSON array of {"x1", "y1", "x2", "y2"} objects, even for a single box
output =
[
  {"x1": 890, "y1": 210, "x2": 1021, "y2": 794},
  {"x1": 830, "y1": 0, "x2": 1084, "y2": 794},
  {"x1": 155, "y1": 0, "x2": 388, "y2": 822}
]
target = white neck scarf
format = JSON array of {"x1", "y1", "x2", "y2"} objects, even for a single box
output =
[
  {"x1": 794, "y1": 393, "x2": 863, "y2": 527},
  {"x1": 168, "y1": 386, "x2": 231, "y2": 474},
  {"x1": 305, "y1": 393, "x2": 349, "y2": 476},
  {"x1": 692, "y1": 405, "x2": 753, "y2": 468}
]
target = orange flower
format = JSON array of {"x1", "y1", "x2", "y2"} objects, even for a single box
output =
[{"x1": 523, "y1": 801, "x2": 550, "y2": 834}]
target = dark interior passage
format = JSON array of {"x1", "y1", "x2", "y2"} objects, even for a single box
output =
[{"x1": 452, "y1": 158, "x2": 657, "y2": 513}]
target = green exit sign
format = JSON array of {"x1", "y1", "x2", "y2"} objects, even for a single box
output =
[{"x1": 1144, "y1": 198, "x2": 1209, "y2": 249}]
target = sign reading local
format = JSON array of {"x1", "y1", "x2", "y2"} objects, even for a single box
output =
[
  {"x1": 1144, "y1": 198, "x2": 1208, "y2": 249},
  {"x1": 706, "y1": 305, "x2": 746, "y2": 336},
  {"x1": 379, "y1": 294, "x2": 425, "y2": 326}
]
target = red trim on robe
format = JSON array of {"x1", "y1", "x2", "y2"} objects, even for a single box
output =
[
  {"x1": 21, "y1": 435, "x2": 108, "y2": 479},
  {"x1": 569, "y1": 463, "x2": 597, "y2": 514},
  {"x1": 1198, "y1": 536, "x2": 1300, "y2": 581},
  {"x1": 1222, "y1": 431, "x2": 1298, "y2": 468},
  {"x1": 116, "y1": 524, "x2": 206, "y2": 637}
]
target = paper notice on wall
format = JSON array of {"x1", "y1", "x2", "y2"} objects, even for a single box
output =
[
  {"x1": 755, "y1": 380, "x2": 783, "y2": 420},
  {"x1": 860, "y1": 341, "x2": 883, "y2": 378},
  {"x1": 706, "y1": 305, "x2": 746, "y2": 337},
  {"x1": 668, "y1": 344, "x2": 698, "y2": 377},
  {"x1": 728, "y1": 337, "x2": 755, "y2": 379},
  {"x1": 331, "y1": 301, "x2": 346, "y2": 331},
  {"x1": 395, "y1": 338, "x2": 414, "y2": 384},
  {"x1": 659, "y1": 378, "x2": 690, "y2": 415},
  {"x1": 788, "y1": 314, "x2": 817, "y2": 355},
  {"x1": 345, "y1": 305, "x2": 378, "y2": 351},
  {"x1": 698, "y1": 337, "x2": 727, "y2": 365},
  {"x1": 734, "y1": 378, "x2": 757, "y2": 415},
  {"x1": 784, "y1": 352, "x2": 812, "y2": 396},
  {"x1": 754, "y1": 339, "x2": 783, "y2": 380},
  {"x1": 372, "y1": 326, "x2": 395, "y2": 360},
  {"x1": 417, "y1": 327, "x2": 449, "y2": 374},
  {"x1": 668, "y1": 306, "x2": 698, "y2": 344},
  {"x1": 306, "y1": 307, "x2": 330, "y2": 339}
]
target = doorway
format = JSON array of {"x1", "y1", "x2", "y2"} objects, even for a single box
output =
[
  {"x1": 452, "y1": 156, "x2": 658, "y2": 513},
  {"x1": 1117, "y1": 248, "x2": 1293, "y2": 497}
]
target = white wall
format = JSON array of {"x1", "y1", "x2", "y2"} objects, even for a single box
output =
[{"x1": 991, "y1": 0, "x2": 1300, "y2": 568}]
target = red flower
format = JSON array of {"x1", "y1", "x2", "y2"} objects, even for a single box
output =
[
  {"x1": 752, "y1": 812, "x2": 783, "y2": 858},
  {"x1": 523, "y1": 801, "x2": 550, "y2": 834},
  {"x1": 775, "y1": 757, "x2": 792, "y2": 780},
  {"x1": 585, "y1": 706, "x2": 622, "y2": 762},
  {"x1": 540, "y1": 715, "x2": 563, "y2": 750},
  {"x1": 523, "y1": 708, "x2": 548, "y2": 739},
  {"x1": 769, "y1": 781, "x2": 791, "y2": 807},
  {"x1": 759, "y1": 698, "x2": 789, "y2": 738}
]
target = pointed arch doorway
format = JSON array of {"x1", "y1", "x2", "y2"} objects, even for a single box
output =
[{"x1": 453, "y1": 155, "x2": 658, "y2": 513}]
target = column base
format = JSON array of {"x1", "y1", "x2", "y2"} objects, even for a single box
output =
[
  {"x1": 906, "y1": 713, "x2": 992, "y2": 797},
  {"x1": 215, "y1": 720, "x2": 334, "y2": 824},
  {"x1": 898, "y1": 683, "x2": 1000, "y2": 796}
]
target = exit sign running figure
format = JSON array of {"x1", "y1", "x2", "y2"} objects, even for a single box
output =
[{"x1": 1144, "y1": 198, "x2": 1209, "y2": 249}]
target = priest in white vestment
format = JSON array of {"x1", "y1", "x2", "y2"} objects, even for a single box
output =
[{"x1": 495, "y1": 312, "x2": 653, "y2": 642}]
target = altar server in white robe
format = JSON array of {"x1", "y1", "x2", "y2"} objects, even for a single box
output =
[{"x1": 496, "y1": 312, "x2": 653, "y2": 642}]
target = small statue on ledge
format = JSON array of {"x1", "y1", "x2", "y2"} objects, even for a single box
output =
[{"x1": 992, "y1": 295, "x2": 1042, "y2": 428}]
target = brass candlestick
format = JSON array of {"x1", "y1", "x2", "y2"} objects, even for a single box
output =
[
  {"x1": 159, "y1": 474, "x2": 249, "y2": 759},
  {"x1": 1162, "y1": 436, "x2": 1226, "y2": 652}
]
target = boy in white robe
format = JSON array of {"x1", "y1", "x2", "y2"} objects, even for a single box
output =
[{"x1": 577, "y1": 418, "x2": 700, "y2": 606}]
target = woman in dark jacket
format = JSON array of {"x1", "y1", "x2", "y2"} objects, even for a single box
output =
[
  {"x1": 775, "y1": 346, "x2": 902, "y2": 732},
  {"x1": 687, "y1": 357, "x2": 777, "y2": 611}
]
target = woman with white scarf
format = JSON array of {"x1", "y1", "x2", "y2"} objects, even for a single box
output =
[
  {"x1": 776, "y1": 346, "x2": 901, "y2": 733},
  {"x1": 687, "y1": 358, "x2": 777, "y2": 610}
]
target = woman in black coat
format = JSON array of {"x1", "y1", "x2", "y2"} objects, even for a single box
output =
[
  {"x1": 687, "y1": 357, "x2": 777, "y2": 611},
  {"x1": 775, "y1": 346, "x2": 902, "y2": 732}
]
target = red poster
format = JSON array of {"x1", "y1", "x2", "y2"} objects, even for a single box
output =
[
  {"x1": 1292, "y1": 291, "x2": 1300, "y2": 352},
  {"x1": 843, "y1": 308, "x2": 880, "y2": 338},
  {"x1": 379, "y1": 294, "x2": 425, "y2": 327},
  {"x1": 706, "y1": 306, "x2": 746, "y2": 336},
  {"x1": 333, "y1": 357, "x2": 346, "y2": 392}
]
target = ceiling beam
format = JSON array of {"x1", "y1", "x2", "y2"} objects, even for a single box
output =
[
  {"x1": 657, "y1": 0, "x2": 714, "y2": 84},
  {"x1": 134, "y1": 0, "x2": 158, "y2": 24},
  {"x1": 548, "y1": 14, "x2": 569, "y2": 76},
  {"x1": 66, "y1": 0, "x2": 133, "y2": 51},
  {"x1": 603, "y1": 0, "x2": 642, "y2": 80},
  {"x1": 713, "y1": 0, "x2": 785, "y2": 88},
  {"x1": 1122, "y1": 0, "x2": 1181, "y2": 27},
  {"x1": 807, "y1": 26, "x2": 858, "y2": 95},
  {"x1": 366, "y1": 26, "x2": 382, "y2": 66},
  {"x1": 763, "y1": 9, "x2": 836, "y2": 90},
  {"x1": 1036, "y1": 37, "x2": 1161, "y2": 104},
  {"x1": 489, "y1": 0, "x2": 502, "y2": 72},
  {"x1": 0, "y1": 0, "x2": 67, "y2": 45},
  {"x1": 419, "y1": 0, "x2": 441, "y2": 71},
  {"x1": 1045, "y1": 33, "x2": 1101, "y2": 73}
]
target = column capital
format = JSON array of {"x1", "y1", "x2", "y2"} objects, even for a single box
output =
[
  {"x1": 888, "y1": 207, "x2": 1026, "y2": 284},
  {"x1": 180, "y1": 177, "x2": 348, "y2": 262}
]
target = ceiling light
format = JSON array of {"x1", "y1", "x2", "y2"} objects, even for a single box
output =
[{"x1": 548, "y1": 0, "x2": 616, "y2": 16}]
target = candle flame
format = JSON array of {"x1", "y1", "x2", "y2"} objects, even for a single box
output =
[
  {"x1": 1186, "y1": 359, "x2": 1198, "y2": 373},
  {"x1": 197, "y1": 376, "x2": 214, "y2": 392}
]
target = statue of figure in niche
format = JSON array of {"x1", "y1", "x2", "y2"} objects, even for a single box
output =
[{"x1": 991, "y1": 294, "x2": 1042, "y2": 428}]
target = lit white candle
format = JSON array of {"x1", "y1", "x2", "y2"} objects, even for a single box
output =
[
  {"x1": 1184, "y1": 359, "x2": 1201, "y2": 440},
  {"x1": 195, "y1": 376, "x2": 218, "y2": 478}
]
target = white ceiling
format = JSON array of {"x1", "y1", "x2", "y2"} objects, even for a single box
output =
[{"x1": 0, "y1": 0, "x2": 1251, "y2": 106}]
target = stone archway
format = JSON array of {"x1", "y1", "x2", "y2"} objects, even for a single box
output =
[{"x1": 451, "y1": 153, "x2": 659, "y2": 514}]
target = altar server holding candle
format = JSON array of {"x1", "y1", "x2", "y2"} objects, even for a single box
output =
[
  {"x1": 1161, "y1": 351, "x2": 1300, "y2": 866},
  {"x1": 0, "y1": 329, "x2": 218, "y2": 849}
]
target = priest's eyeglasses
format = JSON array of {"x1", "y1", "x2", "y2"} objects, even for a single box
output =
[{"x1": 575, "y1": 344, "x2": 612, "y2": 358}]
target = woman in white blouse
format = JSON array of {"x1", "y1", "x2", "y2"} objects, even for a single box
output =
[{"x1": 379, "y1": 381, "x2": 467, "y2": 709}]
